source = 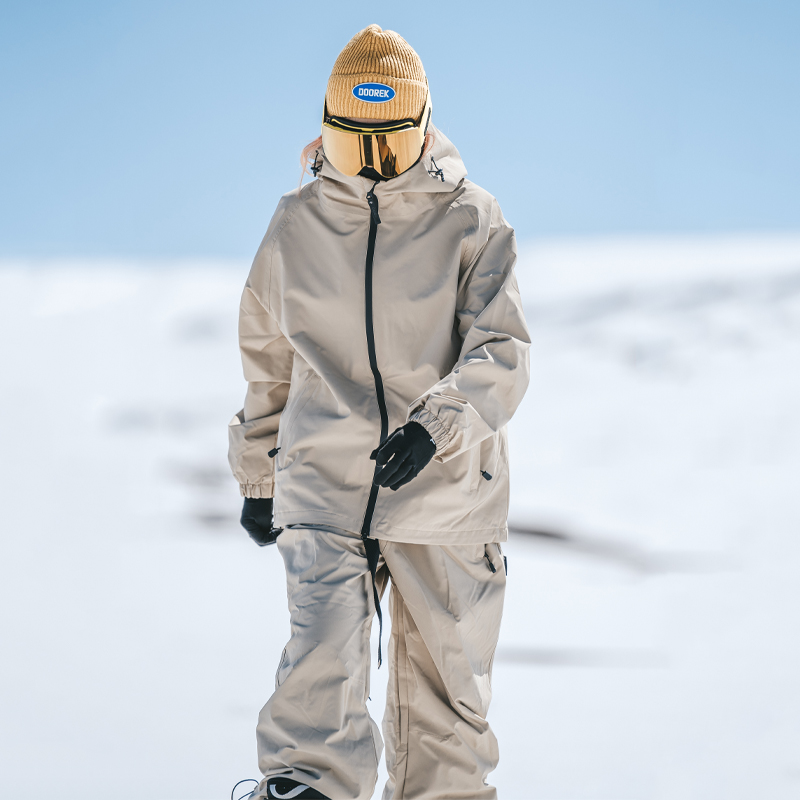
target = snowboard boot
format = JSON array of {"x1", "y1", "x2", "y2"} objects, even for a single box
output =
[{"x1": 265, "y1": 778, "x2": 330, "y2": 799}]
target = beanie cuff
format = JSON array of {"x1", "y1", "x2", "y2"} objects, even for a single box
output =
[{"x1": 326, "y1": 74, "x2": 427, "y2": 121}]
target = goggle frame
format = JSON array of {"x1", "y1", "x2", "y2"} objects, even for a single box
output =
[{"x1": 321, "y1": 92, "x2": 433, "y2": 179}]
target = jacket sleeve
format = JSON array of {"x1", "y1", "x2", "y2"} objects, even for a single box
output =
[
  {"x1": 227, "y1": 277, "x2": 295, "y2": 499},
  {"x1": 407, "y1": 198, "x2": 531, "y2": 462}
]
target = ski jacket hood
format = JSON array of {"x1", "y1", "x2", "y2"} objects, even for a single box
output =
[{"x1": 228, "y1": 125, "x2": 530, "y2": 544}]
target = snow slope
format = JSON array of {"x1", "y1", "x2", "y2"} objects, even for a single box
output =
[{"x1": 1, "y1": 235, "x2": 799, "y2": 799}]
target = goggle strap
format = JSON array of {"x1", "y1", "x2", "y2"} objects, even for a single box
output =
[{"x1": 323, "y1": 115, "x2": 418, "y2": 136}]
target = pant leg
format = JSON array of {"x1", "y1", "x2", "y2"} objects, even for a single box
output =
[
  {"x1": 253, "y1": 524, "x2": 384, "y2": 800},
  {"x1": 381, "y1": 541, "x2": 506, "y2": 800}
]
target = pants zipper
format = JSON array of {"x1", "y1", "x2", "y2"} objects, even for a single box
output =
[{"x1": 360, "y1": 180, "x2": 386, "y2": 666}]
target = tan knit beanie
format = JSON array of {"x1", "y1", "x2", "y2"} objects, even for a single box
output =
[{"x1": 325, "y1": 24, "x2": 428, "y2": 121}]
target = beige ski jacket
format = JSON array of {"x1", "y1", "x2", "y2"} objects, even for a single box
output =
[{"x1": 228, "y1": 126, "x2": 530, "y2": 544}]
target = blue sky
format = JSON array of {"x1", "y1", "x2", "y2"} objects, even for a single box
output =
[{"x1": 1, "y1": 0, "x2": 798, "y2": 258}]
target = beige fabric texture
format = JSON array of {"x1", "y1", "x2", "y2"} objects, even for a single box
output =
[
  {"x1": 227, "y1": 125, "x2": 531, "y2": 545},
  {"x1": 326, "y1": 24, "x2": 428, "y2": 121},
  {"x1": 251, "y1": 524, "x2": 506, "y2": 800}
]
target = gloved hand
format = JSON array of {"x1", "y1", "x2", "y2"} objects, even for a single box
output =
[
  {"x1": 240, "y1": 497, "x2": 281, "y2": 546},
  {"x1": 370, "y1": 421, "x2": 437, "y2": 491}
]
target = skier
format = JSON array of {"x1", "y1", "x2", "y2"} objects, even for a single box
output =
[{"x1": 229, "y1": 24, "x2": 530, "y2": 800}]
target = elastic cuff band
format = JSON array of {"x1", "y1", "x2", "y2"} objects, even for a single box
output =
[
  {"x1": 239, "y1": 482, "x2": 274, "y2": 499},
  {"x1": 409, "y1": 407, "x2": 450, "y2": 455}
]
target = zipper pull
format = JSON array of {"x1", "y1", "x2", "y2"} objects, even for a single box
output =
[
  {"x1": 268, "y1": 446, "x2": 281, "y2": 458},
  {"x1": 366, "y1": 183, "x2": 381, "y2": 225}
]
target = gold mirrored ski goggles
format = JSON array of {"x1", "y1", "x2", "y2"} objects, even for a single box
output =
[{"x1": 321, "y1": 93, "x2": 432, "y2": 179}]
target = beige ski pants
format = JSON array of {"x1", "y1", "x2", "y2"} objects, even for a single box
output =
[{"x1": 253, "y1": 524, "x2": 506, "y2": 800}]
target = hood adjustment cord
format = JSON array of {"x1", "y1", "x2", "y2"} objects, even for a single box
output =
[
  {"x1": 428, "y1": 156, "x2": 445, "y2": 182},
  {"x1": 310, "y1": 150, "x2": 322, "y2": 177}
]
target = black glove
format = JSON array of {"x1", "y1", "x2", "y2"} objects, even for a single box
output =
[
  {"x1": 370, "y1": 421, "x2": 437, "y2": 491},
  {"x1": 240, "y1": 497, "x2": 281, "y2": 546}
]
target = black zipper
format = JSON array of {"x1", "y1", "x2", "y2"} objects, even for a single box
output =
[
  {"x1": 360, "y1": 181, "x2": 388, "y2": 539},
  {"x1": 360, "y1": 179, "x2": 386, "y2": 666}
]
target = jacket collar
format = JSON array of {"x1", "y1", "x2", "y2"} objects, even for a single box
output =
[{"x1": 316, "y1": 123, "x2": 467, "y2": 200}]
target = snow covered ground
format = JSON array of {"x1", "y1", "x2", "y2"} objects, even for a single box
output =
[{"x1": 1, "y1": 235, "x2": 799, "y2": 799}]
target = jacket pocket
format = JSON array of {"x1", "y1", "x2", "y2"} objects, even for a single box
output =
[
  {"x1": 472, "y1": 432, "x2": 502, "y2": 492},
  {"x1": 275, "y1": 373, "x2": 322, "y2": 468}
]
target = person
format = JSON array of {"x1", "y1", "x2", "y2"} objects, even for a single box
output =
[{"x1": 228, "y1": 24, "x2": 530, "y2": 800}]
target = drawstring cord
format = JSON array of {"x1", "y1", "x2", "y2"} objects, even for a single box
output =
[
  {"x1": 231, "y1": 779, "x2": 259, "y2": 800},
  {"x1": 364, "y1": 537, "x2": 383, "y2": 667},
  {"x1": 310, "y1": 150, "x2": 322, "y2": 177},
  {"x1": 427, "y1": 155, "x2": 445, "y2": 182}
]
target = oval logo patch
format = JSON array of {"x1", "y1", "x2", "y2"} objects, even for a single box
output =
[{"x1": 352, "y1": 82, "x2": 396, "y2": 103}]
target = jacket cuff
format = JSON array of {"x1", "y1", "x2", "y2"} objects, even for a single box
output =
[
  {"x1": 239, "y1": 482, "x2": 274, "y2": 499},
  {"x1": 409, "y1": 407, "x2": 451, "y2": 456}
]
